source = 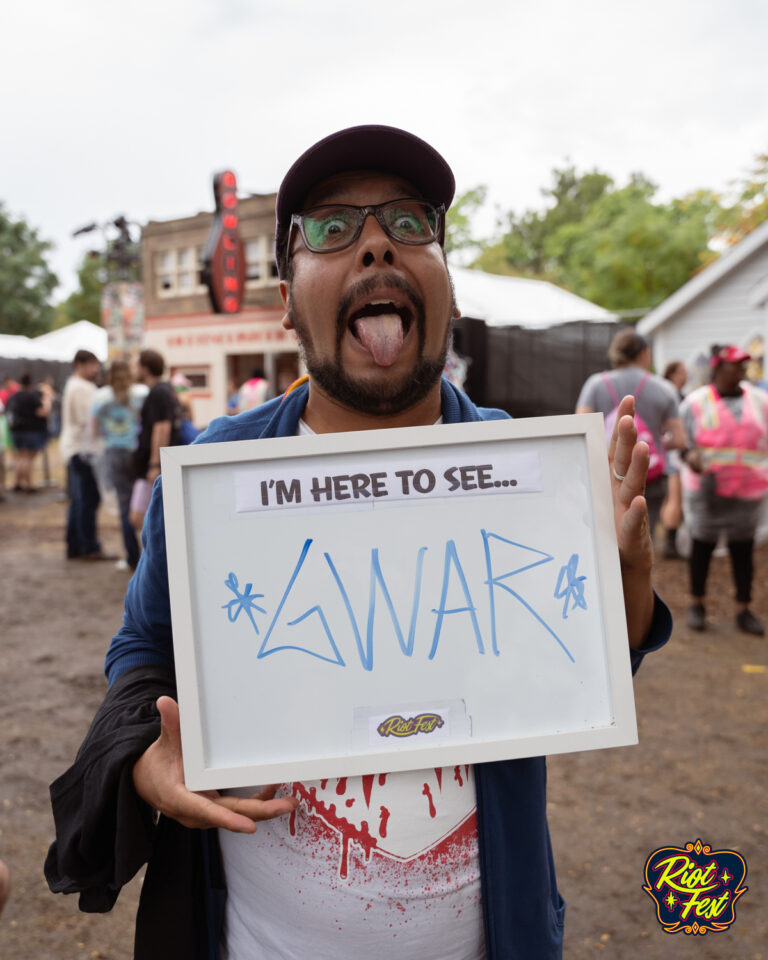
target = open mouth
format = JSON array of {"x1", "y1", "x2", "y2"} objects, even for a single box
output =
[{"x1": 347, "y1": 299, "x2": 414, "y2": 367}]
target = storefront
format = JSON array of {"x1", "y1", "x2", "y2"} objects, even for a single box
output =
[
  {"x1": 140, "y1": 190, "x2": 301, "y2": 428},
  {"x1": 143, "y1": 307, "x2": 300, "y2": 427}
]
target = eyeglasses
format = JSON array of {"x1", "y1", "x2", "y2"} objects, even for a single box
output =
[{"x1": 288, "y1": 198, "x2": 444, "y2": 256}]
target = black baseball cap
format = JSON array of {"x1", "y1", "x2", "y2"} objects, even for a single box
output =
[{"x1": 275, "y1": 124, "x2": 456, "y2": 234}]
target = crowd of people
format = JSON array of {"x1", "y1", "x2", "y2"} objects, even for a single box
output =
[
  {"x1": 1, "y1": 124, "x2": 766, "y2": 957},
  {"x1": 577, "y1": 330, "x2": 768, "y2": 636},
  {"x1": 0, "y1": 347, "x2": 195, "y2": 571}
]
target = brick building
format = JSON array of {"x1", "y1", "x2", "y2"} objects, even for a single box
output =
[{"x1": 141, "y1": 192, "x2": 300, "y2": 427}]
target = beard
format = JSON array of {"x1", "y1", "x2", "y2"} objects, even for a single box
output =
[{"x1": 288, "y1": 272, "x2": 454, "y2": 417}]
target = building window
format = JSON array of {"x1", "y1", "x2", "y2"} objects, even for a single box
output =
[
  {"x1": 171, "y1": 366, "x2": 210, "y2": 390},
  {"x1": 245, "y1": 236, "x2": 279, "y2": 286},
  {"x1": 155, "y1": 247, "x2": 205, "y2": 297}
]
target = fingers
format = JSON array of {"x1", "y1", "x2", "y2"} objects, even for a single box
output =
[
  {"x1": 217, "y1": 791, "x2": 299, "y2": 822},
  {"x1": 171, "y1": 785, "x2": 298, "y2": 833},
  {"x1": 607, "y1": 395, "x2": 635, "y2": 462},
  {"x1": 610, "y1": 408, "x2": 650, "y2": 499},
  {"x1": 619, "y1": 493, "x2": 649, "y2": 542},
  {"x1": 617, "y1": 494, "x2": 654, "y2": 576},
  {"x1": 615, "y1": 436, "x2": 650, "y2": 504},
  {"x1": 156, "y1": 695, "x2": 181, "y2": 742},
  {"x1": 138, "y1": 698, "x2": 298, "y2": 833},
  {"x1": 171, "y1": 789, "x2": 262, "y2": 833}
]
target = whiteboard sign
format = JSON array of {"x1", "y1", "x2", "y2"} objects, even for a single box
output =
[{"x1": 162, "y1": 415, "x2": 637, "y2": 791}]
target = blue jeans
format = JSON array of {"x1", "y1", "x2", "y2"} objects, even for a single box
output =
[
  {"x1": 66, "y1": 455, "x2": 102, "y2": 557},
  {"x1": 106, "y1": 448, "x2": 140, "y2": 568}
]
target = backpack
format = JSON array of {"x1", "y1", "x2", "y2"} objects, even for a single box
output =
[{"x1": 601, "y1": 372, "x2": 665, "y2": 482}]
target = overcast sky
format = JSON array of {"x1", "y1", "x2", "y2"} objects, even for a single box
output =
[{"x1": 3, "y1": 0, "x2": 767, "y2": 300}]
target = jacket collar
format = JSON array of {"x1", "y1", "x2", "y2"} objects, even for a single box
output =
[{"x1": 258, "y1": 377, "x2": 482, "y2": 438}]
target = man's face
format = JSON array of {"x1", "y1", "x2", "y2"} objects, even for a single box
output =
[
  {"x1": 717, "y1": 359, "x2": 748, "y2": 390},
  {"x1": 281, "y1": 172, "x2": 457, "y2": 417},
  {"x1": 78, "y1": 360, "x2": 100, "y2": 382}
]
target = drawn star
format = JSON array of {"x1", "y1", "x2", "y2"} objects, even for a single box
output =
[
  {"x1": 222, "y1": 572, "x2": 266, "y2": 634},
  {"x1": 664, "y1": 892, "x2": 677, "y2": 910},
  {"x1": 554, "y1": 553, "x2": 587, "y2": 619},
  {"x1": 720, "y1": 868, "x2": 732, "y2": 885}
]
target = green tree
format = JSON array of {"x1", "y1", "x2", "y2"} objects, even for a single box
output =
[
  {"x1": 445, "y1": 185, "x2": 487, "y2": 255},
  {"x1": 0, "y1": 202, "x2": 58, "y2": 336},
  {"x1": 719, "y1": 152, "x2": 768, "y2": 245},
  {"x1": 54, "y1": 253, "x2": 105, "y2": 328},
  {"x1": 474, "y1": 165, "x2": 613, "y2": 276},
  {"x1": 545, "y1": 182, "x2": 722, "y2": 311},
  {"x1": 471, "y1": 165, "x2": 724, "y2": 311}
]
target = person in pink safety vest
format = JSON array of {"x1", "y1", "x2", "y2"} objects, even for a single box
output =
[
  {"x1": 680, "y1": 345, "x2": 768, "y2": 634},
  {"x1": 236, "y1": 368, "x2": 269, "y2": 413}
]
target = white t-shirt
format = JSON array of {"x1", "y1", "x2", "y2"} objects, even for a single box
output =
[
  {"x1": 220, "y1": 415, "x2": 483, "y2": 959},
  {"x1": 219, "y1": 768, "x2": 483, "y2": 960},
  {"x1": 59, "y1": 375, "x2": 99, "y2": 464}
]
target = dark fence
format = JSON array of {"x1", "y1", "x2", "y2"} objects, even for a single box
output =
[
  {"x1": 0, "y1": 358, "x2": 72, "y2": 396},
  {"x1": 453, "y1": 317, "x2": 622, "y2": 418}
]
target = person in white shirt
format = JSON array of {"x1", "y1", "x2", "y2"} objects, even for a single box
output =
[{"x1": 60, "y1": 349, "x2": 113, "y2": 561}]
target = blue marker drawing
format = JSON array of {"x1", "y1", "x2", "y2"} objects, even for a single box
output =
[
  {"x1": 482, "y1": 530, "x2": 575, "y2": 663},
  {"x1": 554, "y1": 553, "x2": 587, "y2": 620},
  {"x1": 429, "y1": 539, "x2": 485, "y2": 659},
  {"x1": 257, "y1": 539, "x2": 346, "y2": 666},
  {"x1": 221, "y1": 572, "x2": 266, "y2": 633},
  {"x1": 221, "y1": 530, "x2": 578, "y2": 669},
  {"x1": 325, "y1": 546, "x2": 428, "y2": 671}
]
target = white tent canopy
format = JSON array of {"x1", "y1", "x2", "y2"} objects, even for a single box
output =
[
  {"x1": 0, "y1": 320, "x2": 108, "y2": 363},
  {"x1": 450, "y1": 266, "x2": 615, "y2": 328}
]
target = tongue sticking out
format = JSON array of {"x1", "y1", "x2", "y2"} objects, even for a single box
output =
[{"x1": 353, "y1": 313, "x2": 405, "y2": 366}]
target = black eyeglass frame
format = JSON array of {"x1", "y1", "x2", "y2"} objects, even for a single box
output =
[{"x1": 287, "y1": 198, "x2": 446, "y2": 260}]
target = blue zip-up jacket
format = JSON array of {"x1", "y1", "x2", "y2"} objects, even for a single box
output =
[{"x1": 48, "y1": 378, "x2": 670, "y2": 960}]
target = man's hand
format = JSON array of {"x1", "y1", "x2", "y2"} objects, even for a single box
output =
[
  {"x1": 683, "y1": 448, "x2": 705, "y2": 473},
  {"x1": 132, "y1": 696, "x2": 298, "y2": 833},
  {"x1": 607, "y1": 395, "x2": 655, "y2": 649}
]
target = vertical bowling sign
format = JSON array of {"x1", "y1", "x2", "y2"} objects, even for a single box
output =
[{"x1": 202, "y1": 170, "x2": 247, "y2": 314}]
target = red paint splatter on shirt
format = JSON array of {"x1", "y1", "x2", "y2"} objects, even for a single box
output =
[{"x1": 362, "y1": 773, "x2": 375, "y2": 809}]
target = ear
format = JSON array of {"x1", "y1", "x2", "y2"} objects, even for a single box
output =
[
  {"x1": 280, "y1": 280, "x2": 294, "y2": 330},
  {"x1": 453, "y1": 305, "x2": 462, "y2": 320}
]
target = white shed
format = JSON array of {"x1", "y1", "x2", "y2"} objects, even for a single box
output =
[{"x1": 637, "y1": 219, "x2": 768, "y2": 386}]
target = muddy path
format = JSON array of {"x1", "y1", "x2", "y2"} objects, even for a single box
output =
[{"x1": 0, "y1": 485, "x2": 765, "y2": 958}]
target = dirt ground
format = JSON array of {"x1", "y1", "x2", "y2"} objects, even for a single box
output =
[{"x1": 0, "y1": 471, "x2": 766, "y2": 959}]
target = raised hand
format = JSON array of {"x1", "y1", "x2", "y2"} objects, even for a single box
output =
[{"x1": 607, "y1": 395, "x2": 655, "y2": 648}]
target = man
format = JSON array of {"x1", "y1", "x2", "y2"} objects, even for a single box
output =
[
  {"x1": 235, "y1": 367, "x2": 269, "y2": 412},
  {"x1": 134, "y1": 349, "x2": 180, "y2": 489},
  {"x1": 129, "y1": 349, "x2": 180, "y2": 529},
  {"x1": 47, "y1": 126, "x2": 670, "y2": 959},
  {"x1": 576, "y1": 328, "x2": 686, "y2": 541},
  {"x1": 60, "y1": 349, "x2": 112, "y2": 560}
]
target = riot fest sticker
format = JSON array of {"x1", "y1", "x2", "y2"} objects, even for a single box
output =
[{"x1": 643, "y1": 839, "x2": 748, "y2": 935}]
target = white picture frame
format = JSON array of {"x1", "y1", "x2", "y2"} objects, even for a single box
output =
[{"x1": 162, "y1": 414, "x2": 637, "y2": 791}]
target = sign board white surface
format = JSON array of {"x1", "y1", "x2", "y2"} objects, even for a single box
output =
[{"x1": 162, "y1": 415, "x2": 637, "y2": 791}]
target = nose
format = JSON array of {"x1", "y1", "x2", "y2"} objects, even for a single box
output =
[{"x1": 356, "y1": 211, "x2": 395, "y2": 268}]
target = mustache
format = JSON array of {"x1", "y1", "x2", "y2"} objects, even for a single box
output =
[{"x1": 336, "y1": 273, "x2": 425, "y2": 342}]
